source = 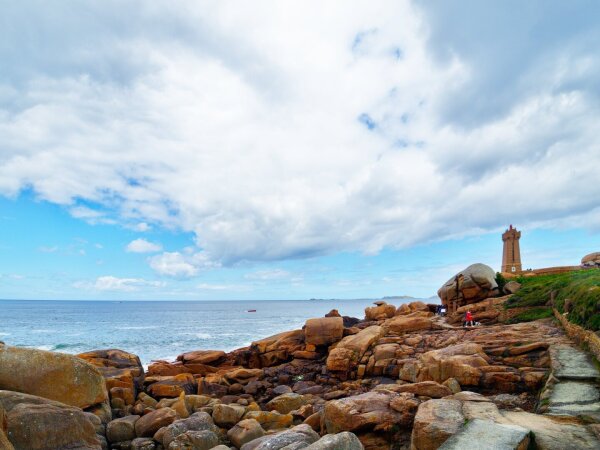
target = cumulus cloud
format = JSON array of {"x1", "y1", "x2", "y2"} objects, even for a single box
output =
[
  {"x1": 132, "y1": 222, "x2": 151, "y2": 232},
  {"x1": 76, "y1": 276, "x2": 165, "y2": 292},
  {"x1": 126, "y1": 238, "x2": 162, "y2": 253},
  {"x1": 148, "y1": 249, "x2": 219, "y2": 278},
  {"x1": 1, "y1": 1, "x2": 599, "y2": 270}
]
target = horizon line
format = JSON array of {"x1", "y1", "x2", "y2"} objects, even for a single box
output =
[{"x1": 0, "y1": 295, "x2": 438, "y2": 303}]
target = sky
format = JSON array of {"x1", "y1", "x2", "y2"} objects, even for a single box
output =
[{"x1": 1, "y1": 0, "x2": 600, "y2": 300}]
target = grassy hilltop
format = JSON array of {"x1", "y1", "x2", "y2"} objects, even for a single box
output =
[{"x1": 504, "y1": 268, "x2": 600, "y2": 331}]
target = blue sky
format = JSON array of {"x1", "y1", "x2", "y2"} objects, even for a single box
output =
[
  {"x1": 1, "y1": 1, "x2": 600, "y2": 300},
  {"x1": 1, "y1": 192, "x2": 597, "y2": 300}
]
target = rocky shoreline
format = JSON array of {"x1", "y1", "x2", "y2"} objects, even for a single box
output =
[{"x1": 1, "y1": 291, "x2": 600, "y2": 449}]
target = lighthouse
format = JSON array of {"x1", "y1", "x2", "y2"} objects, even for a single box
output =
[{"x1": 502, "y1": 225, "x2": 522, "y2": 273}]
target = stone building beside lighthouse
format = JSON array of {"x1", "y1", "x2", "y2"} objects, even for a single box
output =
[{"x1": 502, "y1": 225, "x2": 522, "y2": 273}]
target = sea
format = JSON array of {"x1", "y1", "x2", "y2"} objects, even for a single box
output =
[{"x1": 0, "y1": 299, "x2": 389, "y2": 366}]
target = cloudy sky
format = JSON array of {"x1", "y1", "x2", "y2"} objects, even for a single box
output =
[{"x1": 1, "y1": 0, "x2": 599, "y2": 300}]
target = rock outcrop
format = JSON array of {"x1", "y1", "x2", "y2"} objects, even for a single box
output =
[
  {"x1": 411, "y1": 398, "x2": 464, "y2": 450},
  {"x1": 160, "y1": 412, "x2": 221, "y2": 448},
  {"x1": 0, "y1": 344, "x2": 107, "y2": 409},
  {"x1": 0, "y1": 407, "x2": 14, "y2": 450},
  {"x1": 385, "y1": 311, "x2": 435, "y2": 334},
  {"x1": 446, "y1": 295, "x2": 509, "y2": 326},
  {"x1": 326, "y1": 326, "x2": 384, "y2": 375},
  {"x1": 503, "y1": 280, "x2": 521, "y2": 295},
  {"x1": 246, "y1": 330, "x2": 305, "y2": 368},
  {"x1": 411, "y1": 388, "x2": 600, "y2": 450},
  {"x1": 227, "y1": 418, "x2": 265, "y2": 448},
  {"x1": 438, "y1": 263, "x2": 499, "y2": 311},
  {"x1": 0, "y1": 390, "x2": 101, "y2": 450},
  {"x1": 323, "y1": 390, "x2": 419, "y2": 433},
  {"x1": 3, "y1": 291, "x2": 599, "y2": 449},
  {"x1": 106, "y1": 414, "x2": 139, "y2": 443},
  {"x1": 581, "y1": 252, "x2": 600, "y2": 267},
  {"x1": 365, "y1": 301, "x2": 396, "y2": 321},
  {"x1": 304, "y1": 317, "x2": 344, "y2": 346},
  {"x1": 439, "y1": 418, "x2": 530, "y2": 449},
  {"x1": 240, "y1": 423, "x2": 319, "y2": 449},
  {"x1": 78, "y1": 348, "x2": 144, "y2": 418},
  {"x1": 305, "y1": 431, "x2": 364, "y2": 449},
  {"x1": 177, "y1": 350, "x2": 226, "y2": 366},
  {"x1": 134, "y1": 407, "x2": 177, "y2": 437}
]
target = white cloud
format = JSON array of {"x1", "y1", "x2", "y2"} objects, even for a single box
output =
[
  {"x1": 69, "y1": 206, "x2": 116, "y2": 225},
  {"x1": 75, "y1": 275, "x2": 165, "y2": 292},
  {"x1": 38, "y1": 245, "x2": 58, "y2": 253},
  {"x1": 245, "y1": 269, "x2": 291, "y2": 280},
  {"x1": 1, "y1": 1, "x2": 599, "y2": 268},
  {"x1": 197, "y1": 283, "x2": 235, "y2": 291},
  {"x1": 126, "y1": 238, "x2": 162, "y2": 253},
  {"x1": 148, "y1": 250, "x2": 219, "y2": 278},
  {"x1": 132, "y1": 222, "x2": 151, "y2": 232}
]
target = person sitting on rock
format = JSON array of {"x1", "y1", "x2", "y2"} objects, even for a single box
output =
[{"x1": 464, "y1": 310, "x2": 474, "y2": 327}]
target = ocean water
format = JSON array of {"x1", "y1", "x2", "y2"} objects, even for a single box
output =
[{"x1": 0, "y1": 299, "x2": 382, "y2": 365}]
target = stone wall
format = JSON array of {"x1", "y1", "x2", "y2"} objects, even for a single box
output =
[{"x1": 553, "y1": 309, "x2": 600, "y2": 362}]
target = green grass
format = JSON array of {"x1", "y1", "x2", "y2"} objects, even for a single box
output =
[
  {"x1": 495, "y1": 272, "x2": 508, "y2": 293},
  {"x1": 527, "y1": 431, "x2": 537, "y2": 450},
  {"x1": 506, "y1": 307, "x2": 553, "y2": 324},
  {"x1": 504, "y1": 268, "x2": 600, "y2": 331}
]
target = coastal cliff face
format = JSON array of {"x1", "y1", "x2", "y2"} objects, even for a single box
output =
[{"x1": 0, "y1": 297, "x2": 599, "y2": 450}]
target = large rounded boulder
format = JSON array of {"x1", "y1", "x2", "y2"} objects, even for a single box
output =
[
  {"x1": 304, "y1": 317, "x2": 344, "y2": 346},
  {"x1": 437, "y1": 263, "x2": 498, "y2": 311},
  {"x1": 581, "y1": 252, "x2": 600, "y2": 267},
  {"x1": 0, "y1": 390, "x2": 101, "y2": 450},
  {"x1": 365, "y1": 301, "x2": 396, "y2": 321},
  {"x1": 0, "y1": 344, "x2": 108, "y2": 409},
  {"x1": 323, "y1": 391, "x2": 419, "y2": 434}
]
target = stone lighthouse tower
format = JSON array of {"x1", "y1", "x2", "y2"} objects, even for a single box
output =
[{"x1": 502, "y1": 225, "x2": 522, "y2": 273}]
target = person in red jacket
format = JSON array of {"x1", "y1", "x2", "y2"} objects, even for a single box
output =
[{"x1": 464, "y1": 310, "x2": 474, "y2": 327}]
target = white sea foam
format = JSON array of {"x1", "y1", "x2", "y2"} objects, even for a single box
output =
[
  {"x1": 160, "y1": 355, "x2": 178, "y2": 362},
  {"x1": 0, "y1": 332, "x2": 10, "y2": 336},
  {"x1": 196, "y1": 332, "x2": 212, "y2": 339},
  {"x1": 35, "y1": 345, "x2": 53, "y2": 351},
  {"x1": 143, "y1": 354, "x2": 178, "y2": 370}
]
